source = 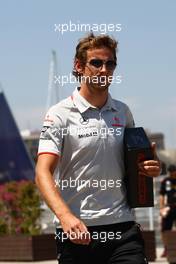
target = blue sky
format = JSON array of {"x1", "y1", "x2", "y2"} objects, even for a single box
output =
[{"x1": 0, "y1": 0, "x2": 176, "y2": 148}]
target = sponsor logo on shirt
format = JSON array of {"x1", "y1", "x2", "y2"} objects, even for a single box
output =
[
  {"x1": 111, "y1": 117, "x2": 124, "y2": 127},
  {"x1": 78, "y1": 130, "x2": 98, "y2": 138},
  {"x1": 79, "y1": 117, "x2": 89, "y2": 125},
  {"x1": 44, "y1": 115, "x2": 54, "y2": 123}
]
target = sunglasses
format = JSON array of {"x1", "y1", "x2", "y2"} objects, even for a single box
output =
[{"x1": 87, "y1": 59, "x2": 117, "y2": 70}]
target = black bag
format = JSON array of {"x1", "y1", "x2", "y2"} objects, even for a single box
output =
[{"x1": 124, "y1": 127, "x2": 154, "y2": 208}]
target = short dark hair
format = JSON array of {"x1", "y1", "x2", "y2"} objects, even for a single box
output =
[
  {"x1": 167, "y1": 164, "x2": 176, "y2": 172},
  {"x1": 72, "y1": 33, "x2": 118, "y2": 79}
]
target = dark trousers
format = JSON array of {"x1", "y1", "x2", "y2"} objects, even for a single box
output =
[
  {"x1": 55, "y1": 221, "x2": 148, "y2": 264},
  {"x1": 161, "y1": 207, "x2": 176, "y2": 231}
]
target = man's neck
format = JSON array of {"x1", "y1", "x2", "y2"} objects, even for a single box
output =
[{"x1": 79, "y1": 84, "x2": 108, "y2": 109}]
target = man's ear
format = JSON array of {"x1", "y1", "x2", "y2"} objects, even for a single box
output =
[{"x1": 74, "y1": 59, "x2": 84, "y2": 75}]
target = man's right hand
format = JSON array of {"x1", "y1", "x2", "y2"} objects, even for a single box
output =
[{"x1": 59, "y1": 212, "x2": 91, "y2": 245}]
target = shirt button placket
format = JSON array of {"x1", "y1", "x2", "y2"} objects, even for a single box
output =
[{"x1": 99, "y1": 111, "x2": 107, "y2": 142}]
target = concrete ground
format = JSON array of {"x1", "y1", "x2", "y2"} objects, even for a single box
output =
[
  {"x1": 0, "y1": 247, "x2": 169, "y2": 264},
  {"x1": 150, "y1": 247, "x2": 168, "y2": 263}
]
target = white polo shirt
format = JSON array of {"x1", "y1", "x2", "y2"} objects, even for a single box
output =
[{"x1": 38, "y1": 87, "x2": 135, "y2": 226}]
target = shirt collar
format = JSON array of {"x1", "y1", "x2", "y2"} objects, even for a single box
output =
[
  {"x1": 72, "y1": 87, "x2": 118, "y2": 113},
  {"x1": 103, "y1": 93, "x2": 119, "y2": 111}
]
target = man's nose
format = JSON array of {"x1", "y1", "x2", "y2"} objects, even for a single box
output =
[{"x1": 100, "y1": 63, "x2": 107, "y2": 72}]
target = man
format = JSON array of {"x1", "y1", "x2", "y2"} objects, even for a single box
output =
[
  {"x1": 35, "y1": 33, "x2": 160, "y2": 264},
  {"x1": 159, "y1": 164, "x2": 176, "y2": 257}
]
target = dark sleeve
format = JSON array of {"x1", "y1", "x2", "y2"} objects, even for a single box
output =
[{"x1": 159, "y1": 180, "x2": 166, "y2": 195}]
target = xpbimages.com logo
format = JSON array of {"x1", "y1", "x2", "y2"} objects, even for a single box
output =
[
  {"x1": 55, "y1": 178, "x2": 122, "y2": 191},
  {"x1": 54, "y1": 21, "x2": 122, "y2": 35},
  {"x1": 55, "y1": 230, "x2": 122, "y2": 243},
  {"x1": 54, "y1": 73, "x2": 122, "y2": 87}
]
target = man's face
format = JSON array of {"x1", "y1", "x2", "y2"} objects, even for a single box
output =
[{"x1": 76, "y1": 47, "x2": 116, "y2": 91}]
